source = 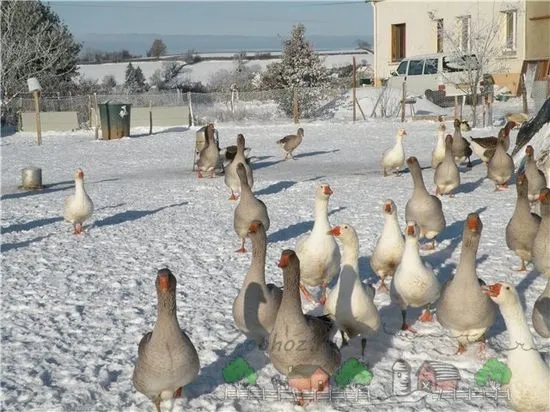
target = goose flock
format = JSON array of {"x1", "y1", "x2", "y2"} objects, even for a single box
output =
[{"x1": 61, "y1": 120, "x2": 549, "y2": 412}]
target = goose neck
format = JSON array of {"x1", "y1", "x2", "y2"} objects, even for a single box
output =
[
  {"x1": 313, "y1": 197, "x2": 330, "y2": 232},
  {"x1": 246, "y1": 235, "x2": 267, "y2": 283},
  {"x1": 281, "y1": 266, "x2": 304, "y2": 316},
  {"x1": 455, "y1": 234, "x2": 479, "y2": 281},
  {"x1": 410, "y1": 167, "x2": 428, "y2": 194},
  {"x1": 341, "y1": 239, "x2": 359, "y2": 270},
  {"x1": 500, "y1": 302, "x2": 536, "y2": 350}
]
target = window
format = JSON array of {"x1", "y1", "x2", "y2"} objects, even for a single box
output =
[
  {"x1": 502, "y1": 9, "x2": 517, "y2": 52},
  {"x1": 436, "y1": 19, "x2": 444, "y2": 53},
  {"x1": 408, "y1": 60, "x2": 424, "y2": 75},
  {"x1": 396, "y1": 60, "x2": 408, "y2": 75},
  {"x1": 424, "y1": 58, "x2": 438, "y2": 74},
  {"x1": 457, "y1": 16, "x2": 471, "y2": 52},
  {"x1": 391, "y1": 23, "x2": 406, "y2": 61}
]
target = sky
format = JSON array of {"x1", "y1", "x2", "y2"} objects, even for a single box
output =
[{"x1": 48, "y1": 1, "x2": 374, "y2": 37}]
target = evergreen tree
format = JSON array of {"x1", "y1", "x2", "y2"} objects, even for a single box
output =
[
  {"x1": 1, "y1": 0, "x2": 81, "y2": 113},
  {"x1": 124, "y1": 63, "x2": 147, "y2": 93},
  {"x1": 261, "y1": 24, "x2": 330, "y2": 118}
]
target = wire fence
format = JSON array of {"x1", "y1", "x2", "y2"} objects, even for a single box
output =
[{"x1": 5, "y1": 80, "x2": 549, "y2": 130}]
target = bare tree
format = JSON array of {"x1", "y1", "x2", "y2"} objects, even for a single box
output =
[
  {"x1": 1, "y1": 1, "x2": 81, "y2": 106},
  {"x1": 428, "y1": 3, "x2": 511, "y2": 126}
]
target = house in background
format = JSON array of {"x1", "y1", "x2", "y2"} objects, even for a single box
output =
[{"x1": 372, "y1": 0, "x2": 550, "y2": 95}]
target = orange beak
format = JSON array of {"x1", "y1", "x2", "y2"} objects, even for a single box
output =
[
  {"x1": 526, "y1": 146, "x2": 534, "y2": 156},
  {"x1": 467, "y1": 215, "x2": 479, "y2": 231},
  {"x1": 539, "y1": 191, "x2": 548, "y2": 202},
  {"x1": 481, "y1": 283, "x2": 501, "y2": 297},
  {"x1": 328, "y1": 226, "x2": 341, "y2": 236},
  {"x1": 248, "y1": 222, "x2": 258, "y2": 233},
  {"x1": 406, "y1": 224, "x2": 415, "y2": 236},
  {"x1": 323, "y1": 186, "x2": 333, "y2": 196},
  {"x1": 77, "y1": 170, "x2": 84, "y2": 179},
  {"x1": 384, "y1": 203, "x2": 392, "y2": 213},
  {"x1": 278, "y1": 254, "x2": 289, "y2": 268},
  {"x1": 158, "y1": 273, "x2": 170, "y2": 291}
]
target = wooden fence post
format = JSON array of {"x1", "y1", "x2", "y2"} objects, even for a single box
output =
[
  {"x1": 188, "y1": 91, "x2": 194, "y2": 127},
  {"x1": 351, "y1": 56, "x2": 357, "y2": 122},
  {"x1": 93, "y1": 92, "x2": 99, "y2": 140},
  {"x1": 149, "y1": 100, "x2": 153, "y2": 135},
  {"x1": 293, "y1": 88, "x2": 299, "y2": 124},
  {"x1": 88, "y1": 95, "x2": 92, "y2": 128},
  {"x1": 521, "y1": 74, "x2": 528, "y2": 114},
  {"x1": 33, "y1": 90, "x2": 41, "y2": 145}
]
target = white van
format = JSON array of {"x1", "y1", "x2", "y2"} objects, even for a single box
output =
[{"x1": 387, "y1": 53, "x2": 480, "y2": 100}]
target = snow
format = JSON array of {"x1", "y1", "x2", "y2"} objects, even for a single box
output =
[
  {"x1": 77, "y1": 52, "x2": 373, "y2": 85},
  {"x1": 2, "y1": 101, "x2": 549, "y2": 411}
]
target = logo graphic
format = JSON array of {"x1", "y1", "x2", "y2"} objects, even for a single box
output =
[
  {"x1": 334, "y1": 358, "x2": 373, "y2": 388},
  {"x1": 222, "y1": 356, "x2": 257, "y2": 385},
  {"x1": 392, "y1": 359, "x2": 412, "y2": 395},
  {"x1": 416, "y1": 360, "x2": 461, "y2": 392},
  {"x1": 475, "y1": 358, "x2": 511, "y2": 389}
]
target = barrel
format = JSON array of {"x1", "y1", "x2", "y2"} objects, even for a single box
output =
[{"x1": 21, "y1": 167, "x2": 43, "y2": 189}]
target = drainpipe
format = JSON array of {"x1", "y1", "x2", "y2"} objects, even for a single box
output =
[{"x1": 372, "y1": 1, "x2": 378, "y2": 86}]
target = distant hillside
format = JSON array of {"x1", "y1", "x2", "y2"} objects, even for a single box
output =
[{"x1": 77, "y1": 33, "x2": 373, "y2": 55}]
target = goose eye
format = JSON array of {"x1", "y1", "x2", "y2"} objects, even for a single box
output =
[{"x1": 505, "y1": 286, "x2": 510, "y2": 290}]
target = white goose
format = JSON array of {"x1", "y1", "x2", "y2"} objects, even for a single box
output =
[
  {"x1": 381, "y1": 128, "x2": 407, "y2": 176},
  {"x1": 483, "y1": 282, "x2": 550, "y2": 412},
  {"x1": 370, "y1": 200, "x2": 404, "y2": 293},
  {"x1": 295, "y1": 183, "x2": 341, "y2": 303},
  {"x1": 431, "y1": 123, "x2": 447, "y2": 169},
  {"x1": 391, "y1": 222, "x2": 441, "y2": 331},
  {"x1": 325, "y1": 224, "x2": 380, "y2": 359},
  {"x1": 63, "y1": 168, "x2": 94, "y2": 234}
]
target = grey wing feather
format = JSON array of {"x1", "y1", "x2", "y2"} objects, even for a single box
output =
[{"x1": 137, "y1": 331, "x2": 152, "y2": 356}]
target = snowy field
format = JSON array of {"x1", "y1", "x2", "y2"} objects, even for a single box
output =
[
  {"x1": 1, "y1": 104, "x2": 549, "y2": 411},
  {"x1": 78, "y1": 52, "x2": 373, "y2": 85}
]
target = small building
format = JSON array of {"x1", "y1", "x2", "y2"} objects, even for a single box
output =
[
  {"x1": 288, "y1": 365, "x2": 329, "y2": 392},
  {"x1": 416, "y1": 360, "x2": 461, "y2": 392}
]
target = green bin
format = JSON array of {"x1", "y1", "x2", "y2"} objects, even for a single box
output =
[{"x1": 98, "y1": 101, "x2": 132, "y2": 139}]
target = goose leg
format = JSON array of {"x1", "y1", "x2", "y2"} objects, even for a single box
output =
[
  {"x1": 400, "y1": 310, "x2": 416, "y2": 333},
  {"x1": 419, "y1": 305, "x2": 433, "y2": 322},
  {"x1": 455, "y1": 342, "x2": 467, "y2": 354},
  {"x1": 235, "y1": 238, "x2": 247, "y2": 253},
  {"x1": 377, "y1": 277, "x2": 389, "y2": 293},
  {"x1": 74, "y1": 223, "x2": 83, "y2": 235},
  {"x1": 153, "y1": 397, "x2": 162, "y2": 412},
  {"x1": 174, "y1": 387, "x2": 183, "y2": 398},
  {"x1": 420, "y1": 239, "x2": 436, "y2": 250},
  {"x1": 340, "y1": 330, "x2": 349, "y2": 346},
  {"x1": 319, "y1": 282, "x2": 328, "y2": 305},
  {"x1": 361, "y1": 338, "x2": 367, "y2": 360},
  {"x1": 516, "y1": 259, "x2": 527, "y2": 272},
  {"x1": 383, "y1": 168, "x2": 388, "y2": 177},
  {"x1": 299, "y1": 283, "x2": 316, "y2": 303}
]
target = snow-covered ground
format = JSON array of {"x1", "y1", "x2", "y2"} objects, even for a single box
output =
[
  {"x1": 1, "y1": 101, "x2": 549, "y2": 411},
  {"x1": 78, "y1": 52, "x2": 373, "y2": 85}
]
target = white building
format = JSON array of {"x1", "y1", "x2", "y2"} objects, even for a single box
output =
[{"x1": 372, "y1": 0, "x2": 550, "y2": 95}]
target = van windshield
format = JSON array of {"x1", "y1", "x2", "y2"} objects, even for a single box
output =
[
  {"x1": 396, "y1": 61, "x2": 408, "y2": 75},
  {"x1": 443, "y1": 54, "x2": 479, "y2": 72}
]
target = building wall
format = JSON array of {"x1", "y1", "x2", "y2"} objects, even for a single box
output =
[
  {"x1": 373, "y1": 0, "x2": 527, "y2": 86},
  {"x1": 525, "y1": 1, "x2": 550, "y2": 60}
]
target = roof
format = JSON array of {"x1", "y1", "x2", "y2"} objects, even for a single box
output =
[
  {"x1": 416, "y1": 360, "x2": 461, "y2": 381},
  {"x1": 288, "y1": 364, "x2": 327, "y2": 378}
]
